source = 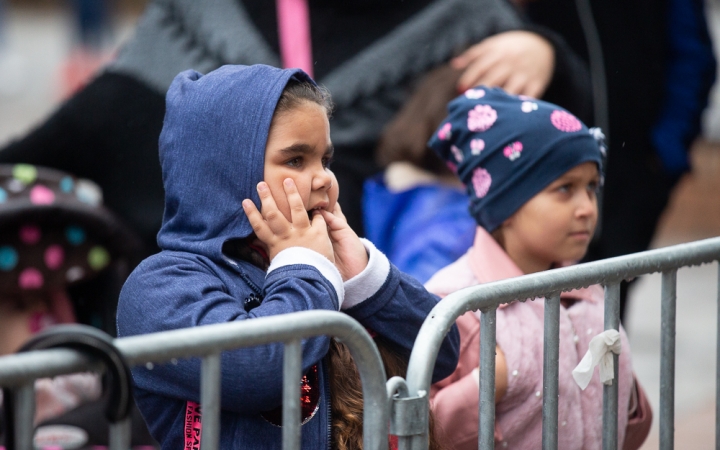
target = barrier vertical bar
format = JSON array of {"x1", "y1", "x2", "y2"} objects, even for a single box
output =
[
  {"x1": 14, "y1": 383, "x2": 35, "y2": 450},
  {"x1": 283, "y1": 339, "x2": 302, "y2": 450},
  {"x1": 200, "y1": 353, "x2": 221, "y2": 450},
  {"x1": 660, "y1": 270, "x2": 677, "y2": 450},
  {"x1": 717, "y1": 262, "x2": 720, "y2": 450},
  {"x1": 542, "y1": 293, "x2": 561, "y2": 450},
  {"x1": 108, "y1": 417, "x2": 132, "y2": 450},
  {"x1": 603, "y1": 283, "x2": 620, "y2": 450},
  {"x1": 479, "y1": 308, "x2": 497, "y2": 450}
]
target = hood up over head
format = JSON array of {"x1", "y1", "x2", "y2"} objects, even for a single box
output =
[{"x1": 156, "y1": 64, "x2": 312, "y2": 262}]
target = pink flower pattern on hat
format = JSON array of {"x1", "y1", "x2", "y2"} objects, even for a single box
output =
[
  {"x1": 472, "y1": 167, "x2": 492, "y2": 198},
  {"x1": 451, "y1": 145, "x2": 464, "y2": 162},
  {"x1": 467, "y1": 105, "x2": 497, "y2": 132},
  {"x1": 551, "y1": 110, "x2": 582, "y2": 132},
  {"x1": 437, "y1": 123, "x2": 452, "y2": 140},
  {"x1": 30, "y1": 185, "x2": 55, "y2": 205},
  {"x1": 45, "y1": 245, "x2": 65, "y2": 270},
  {"x1": 503, "y1": 141, "x2": 523, "y2": 161},
  {"x1": 470, "y1": 139, "x2": 485, "y2": 155},
  {"x1": 19, "y1": 267, "x2": 44, "y2": 289},
  {"x1": 446, "y1": 161, "x2": 458, "y2": 173},
  {"x1": 20, "y1": 225, "x2": 41, "y2": 245}
]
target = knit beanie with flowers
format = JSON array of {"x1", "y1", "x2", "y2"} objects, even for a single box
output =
[{"x1": 428, "y1": 86, "x2": 605, "y2": 232}]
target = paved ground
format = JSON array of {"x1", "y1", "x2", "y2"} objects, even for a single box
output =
[
  {"x1": 630, "y1": 141, "x2": 720, "y2": 449},
  {"x1": 2, "y1": 2, "x2": 720, "y2": 448}
]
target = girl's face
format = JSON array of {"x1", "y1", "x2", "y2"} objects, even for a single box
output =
[
  {"x1": 264, "y1": 101, "x2": 338, "y2": 221},
  {"x1": 498, "y1": 162, "x2": 599, "y2": 274}
]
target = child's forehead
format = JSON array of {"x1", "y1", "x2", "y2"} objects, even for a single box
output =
[
  {"x1": 555, "y1": 162, "x2": 600, "y2": 179},
  {"x1": 265, "y1": 103, "x2": 331, "y2": 150}
]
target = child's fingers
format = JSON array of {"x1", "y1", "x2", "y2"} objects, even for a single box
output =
[
  {"x1": 257, "y1": 182, "x2": 289, "y2": 234},
  {"x1": 318, "y1": 209, "x2": 345, "y2": 231},
  {"x1": 331, "y1": 202, "x2": 347, "y2": 221},
  {"x1": 310, "y1": 210, "x2": 329, "y2": 232},
  {"x1": 242, "y1": 199, "x2": 272, "y2": 240},
  {"x1": 283, "y1": 178, "x2": 310, "y2": 227}
]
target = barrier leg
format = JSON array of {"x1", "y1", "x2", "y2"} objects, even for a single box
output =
[
  {"x1": 108, "y1": 417, "x2": 132, "y2": 450},
  {"x1": 603, "y1": 283, "x2": 620, "y2": 450},
  {"x1": 13, "y1": 383, "x2": 35, "y2": 450},
  {"x1": 542, "y1": 294, "x2": 561, "y2": 450},
  {"x1": 660, "y1": 270, "x2": 677, "y2": 450},
  {"x1": 479, "y1": 308, "x2": 497, "y2": 450},
  {"x1": 283, "y1": 339, "x2": 302, "y2": 450},
  {"x1": 200, "y1": 352, "x2": 221, "y2": 450},
  {"x1": 716, "y1": 263, "x2": 720, "y2": 450}
]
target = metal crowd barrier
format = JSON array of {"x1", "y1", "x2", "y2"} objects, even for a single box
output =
[
  {"x1": 2, "y1": 237, "x2": 720, "y2": 450},
  {"x1": 399, "y1": 236, "x2": 720, "y2": 450},
  {"x1": 0, "y1": 310, "x2": 389, "y2": 450}
]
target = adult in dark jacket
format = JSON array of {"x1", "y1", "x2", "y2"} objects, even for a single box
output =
[
  {"x1": 525, "y1": 0, "x2": 716, "y2": 317},
  {"x1": 0, "y1": 0, "x2": 591, "y2": 257}
]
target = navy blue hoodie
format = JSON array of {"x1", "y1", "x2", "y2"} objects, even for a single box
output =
[{"x1": 116, "y1": 64, "x2": 459, "y2": 449}]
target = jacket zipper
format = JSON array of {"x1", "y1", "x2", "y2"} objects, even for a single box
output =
[
  {"x1": 238, "y1": 270, "x2": 262, "y2": 295},
  {"x1": 323, "y1": 357, "x2": 332, "y2": 449}
]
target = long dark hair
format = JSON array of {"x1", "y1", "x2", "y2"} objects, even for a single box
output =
[{"x1": 327, "y1": 338, "x2": 443, "y2": 450}]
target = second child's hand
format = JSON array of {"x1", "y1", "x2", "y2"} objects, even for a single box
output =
[
  {"x1": 242, "y1": 179, "x2": 334, "y2": 263},
  {"x1": 318, "y1": 203, "x2": 368, "y2": 281}
]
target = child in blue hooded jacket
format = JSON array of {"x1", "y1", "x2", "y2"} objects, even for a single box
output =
[{"x1": 116, "y1": 64, "x2": 459, "y2": 449}]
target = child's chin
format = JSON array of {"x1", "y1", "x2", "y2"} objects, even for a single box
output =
[{"x1": 570, "y1": 247, "x2": 590, "y2": 262}]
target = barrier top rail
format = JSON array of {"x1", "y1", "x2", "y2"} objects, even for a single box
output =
[
  {"x1": 406, "y1": 236, "x2": 720, "y2": 396},
  {"x1": 0, "y1": 310, "x2": 381, "y2": 384},
  {"x1": 0, "y1": 310, "x2": 390, "y2": 450}
]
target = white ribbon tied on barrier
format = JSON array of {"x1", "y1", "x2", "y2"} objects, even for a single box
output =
[{"x1": 572, "y1": 329, "x2": 621, "y2": 390}]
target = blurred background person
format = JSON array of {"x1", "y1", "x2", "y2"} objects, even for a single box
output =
[
  {"x1": 61, "y1": 0, "x2": 115, "y2": 98},
  {"x1": 0, "y1": 0, "x2": 589, "y2": 262},
  {"x1": 0, "y1": 164, "x2": 153, "y2": 448}
]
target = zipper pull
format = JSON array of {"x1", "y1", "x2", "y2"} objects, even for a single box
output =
[{"x1": 243, "y1": 293, "x2": 263, "y2": 312}]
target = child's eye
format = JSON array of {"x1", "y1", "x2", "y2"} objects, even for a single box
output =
[
  {"x1": 557, "y1": 183, "x2": 572, "y2": 193},
  {"x1": 286, "y1": 157, "x2": 303, "y2": 168},
  {"x1": 322, "y1": 156, "x2": 333, "y2": 169},
  {"x1": 587, "y1": 181, "x2": 599, "y2": 193}
]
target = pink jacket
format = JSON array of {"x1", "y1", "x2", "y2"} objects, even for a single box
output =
[{"x1": 427, "y1": 227, "x2": 634, "y2": 450}]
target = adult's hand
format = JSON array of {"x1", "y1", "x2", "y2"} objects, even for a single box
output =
[{"x1": 452, "y1": 30, "x2": 555, "y2": 98}]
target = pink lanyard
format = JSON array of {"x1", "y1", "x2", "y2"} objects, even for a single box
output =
[{"x1": 276, "y1": 0, "x2": 314, "y2": 77}]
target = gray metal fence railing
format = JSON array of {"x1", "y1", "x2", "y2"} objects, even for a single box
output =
[
  {"x1": 397, "y1": 236, "x2": 720, "y2": 450},
  {"x1": 0, "y1": 310, "x2": 389, "y2": 450},
  {"x1": 3, "y1": 237, "x2": 720, "y2": 450}
]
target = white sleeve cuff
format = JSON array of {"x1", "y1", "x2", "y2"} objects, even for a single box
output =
[
  {"x1": 342, "y1": 238, "x2": 390, "y2": 310},
  {"x1": 267, "y1": 247, "x2": 344, "y2": 309}
]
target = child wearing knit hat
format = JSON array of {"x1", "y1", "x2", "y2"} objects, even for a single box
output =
[
  {"x1": 425, "y1": 87, "x2": 651, "y2": 449},
  {"x1": 0, "y1": 164, "x2": 150, "y2": 445}
]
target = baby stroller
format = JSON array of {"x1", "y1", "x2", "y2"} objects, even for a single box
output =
[{"x1": 0, "y1": 164, "x2": 156, "y2": 448}]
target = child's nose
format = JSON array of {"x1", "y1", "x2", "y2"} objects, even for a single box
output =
[
  {"x1": 576, "y1": 190, "x2": 597, "y2": 218},
  {"x1": 312, "y1": 168, "x2": 332, "y2": 191}
]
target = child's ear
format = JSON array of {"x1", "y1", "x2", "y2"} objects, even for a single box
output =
[{"x1": 501, "y1": 216, "x2": 514, "y2": 229}]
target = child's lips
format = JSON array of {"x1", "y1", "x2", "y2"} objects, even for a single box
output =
[
  {"x1": 569, "y1": 230, "x2": 591, "y2": 240},
  {"x1": 308, "y1": 202, "x2": 329, "y2": 212},
  {"x1": 306, "y1": 202, "x2": 329, "y2": 219}
]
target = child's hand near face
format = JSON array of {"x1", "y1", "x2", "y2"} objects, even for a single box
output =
[
  {"x1": 318, "y1": 203, "x2": 368, "y2": 281},
  {"x1": 243, "y1": 179, "x2": 334, "y2": 262}
]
